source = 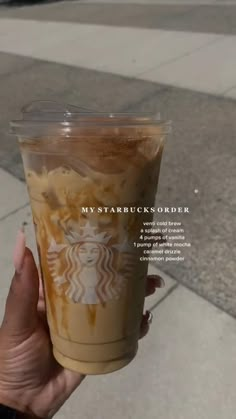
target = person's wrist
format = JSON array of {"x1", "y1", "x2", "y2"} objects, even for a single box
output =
[{"x1": 0, "y1": 391, "x2": 44, "y2": 418}]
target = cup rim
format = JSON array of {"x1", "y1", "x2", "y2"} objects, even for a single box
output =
[{"x1": 10, "y1": 101, "x2": 172, "y2": 136}]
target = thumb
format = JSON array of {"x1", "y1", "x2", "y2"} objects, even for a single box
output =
[{"x1": 2, "y1": 230, "x2": 39, "y2": 338}]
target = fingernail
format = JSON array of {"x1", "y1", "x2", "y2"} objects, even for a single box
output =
[
  {"x1": 13, "y1": 228, "x2": 26, "y2": 274},
  {"x1": 145, "y1": 310, "x2": 153, "y2": 325}
]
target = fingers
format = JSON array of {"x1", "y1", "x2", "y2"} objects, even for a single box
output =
[
  {"x1": 37, "y1": 267, "x2": 46, "y2": 313},
  {"x1": 36, "y1": 265, "x2": 48, "y2": 331},
  {"x1": 38, "y1": 266, "x2": 45, "y2": 300},
  {"x1": 1, "y1": 231, "x2": 39, "y2": 338},
  {"x1": 54, "y1": 368, "x2": 85, "y2": 409},
  {"x1": 145, "y1": 274, "x2": 165, "y2": 297},
  {"x1": 63, "y1": 369, "x2": 86, "y2": 392},
  {"x1": 139, "y1": 310, "x2": 153, "y2": 339},
  {"x1": 141, "y1": 275, "x2": 164, "y2": 339}
]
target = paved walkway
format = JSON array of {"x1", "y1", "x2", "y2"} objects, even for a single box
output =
[{"x1": 0, "y1": 17, "x2": 236, "y2": 98}]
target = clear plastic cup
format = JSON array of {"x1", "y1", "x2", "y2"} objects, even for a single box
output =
[{"x1": 11, "y1": 101, "x2": 170, "y2": 375}]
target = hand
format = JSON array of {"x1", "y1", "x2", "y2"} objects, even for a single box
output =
[{"x1": 0, "y1": 231, "x2": 164, "y2": 419}]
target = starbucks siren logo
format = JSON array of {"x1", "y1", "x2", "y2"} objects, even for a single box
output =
[{"x1": 47, "y1": 221, "x2": 135, "y2": 305}]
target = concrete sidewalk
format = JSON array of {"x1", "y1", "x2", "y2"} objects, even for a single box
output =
[
  {"x1": 0, "y1": 18, "x2": 236, "y2": 98},
  {"x1": 1, "y1": 168, "x2": 236, "y2": 419}
]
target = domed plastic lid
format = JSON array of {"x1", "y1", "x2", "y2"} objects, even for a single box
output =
[{"x1": 10, "y1": 101, "x2": 171, "y2": 137}]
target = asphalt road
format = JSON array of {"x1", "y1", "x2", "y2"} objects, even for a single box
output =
[{"x1": 0, "y1": 0, "x2": 235, "y2": 316}]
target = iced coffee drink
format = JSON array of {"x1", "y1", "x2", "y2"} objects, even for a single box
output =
[{"x1": 11, "y1": 104, "x2": 169, "y2": 374}]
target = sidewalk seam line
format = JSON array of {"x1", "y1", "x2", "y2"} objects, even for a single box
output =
[
  {"x1": 222, "y1": 83, "x2": 236, "y2": 95},
  {"x1": 149, "y1": 283, "x2": 179, "y2": 312},
  {"x1": 176, "y1": 277, "x2": 236, "y2": 320},
  {"x1": 156, "y1": 265, "x2": 236, "y2": 320},
  {"x1": 0, "y1": 202, "x2": 29, "y2": 222},
  {"x1": 136, "y1": 33, "x2": 225, "y2": 78}
]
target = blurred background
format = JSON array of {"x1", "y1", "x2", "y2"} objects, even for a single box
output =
[{"x1": 0, "y1": 1, "x2": 236, "y2": 418}]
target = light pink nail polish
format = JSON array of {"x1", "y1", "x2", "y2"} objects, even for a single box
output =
[{"x1": 13, "y1": 228, "x2": 26, "y2": 274}]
